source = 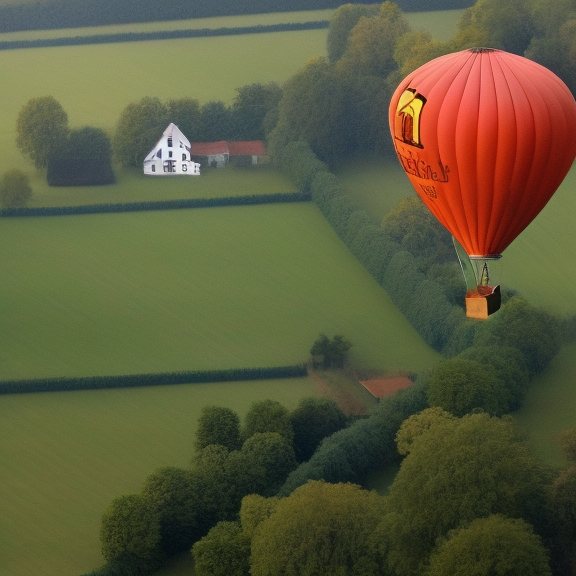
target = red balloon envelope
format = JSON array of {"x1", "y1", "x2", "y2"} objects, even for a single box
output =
[{"x1": 389, "y1": 48, "x2": 576, "y2": 259}]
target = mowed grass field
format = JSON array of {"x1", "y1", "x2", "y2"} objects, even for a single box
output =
[
  {"x1": 26, "y1": 164, "x2": 298, "y2": 207},
  {"x1": 0, "y1": 377, "x2": 323, "y2": 576},
  {"x1": 0, "y1": 203, "x2": 440, "y2": 380}
]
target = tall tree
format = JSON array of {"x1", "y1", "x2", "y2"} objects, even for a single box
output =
[
  {"x1": 239, "y1": 494, "x2": 279, "y2": 538},
  {"x1": 230, "y1": 82, "x2": 282, "y2": 140},
  {"x1": 242, "y1": 399, "x2": 293, "y2": 444},
  {"x1": 250, "y1": 481, "x2": 385, "y2": 576},
  {"x1": 195, "y1": 405, "x2": 241, "y2": 452},
  {"x1": 326, "y1": 2, "x2": 380, "y2": 63},
  {"x1": 337, "y1": 2, "x2": 410, "y2": 79},
  {"x1": 381, "y1": 196, "x2": 453, "y2": 266},
  {"x1": 192, "y1": 521, "x2": 250, "y2": 576},
  {"x1": 427, "y1": 358, "x2": 510, "y2": 417},
  {"x1": 275, "y1": 57, "x2": 346, "y2": 164},
  {"x1": 378, "y1": 412, "x2": 550, "y2": 575},
  {"x1": 199, "y1": 100, "x2": 232, "y2": 142},
  {"x1": 100, "y1": 494, "x2": 162, "y2": 571},
  {"x1": 140, "y1": 466, "x2": 199, "y2": 556},
  {"x1": 310, "y1": 334, "x2": 352, "y2": 370},
  {"x1": 473, "y1": 297, "x2": 562, "y2": 375},
  {"x1": 166, "y1": 97, "x2": 201, "y2": 141},
  {"x1": 47, "y1": 126, "x2": 114, "y2": 186},
  {"x1": 16, "y1": 95, "x2": 68, "y2": 169},
  {"x1": 458, "y1": 0, "x2": 535, "y2": 55},
  {"x1": 113, "y1": 96, "x2": 168, "y2": 167},
  {"x1": 290, "y1": 397, "x2": 347, "y2": 462},
  {"x1": 457, "y1": 345, "x2": 530, "y2": 410},
  {"x1": 425, "y1": 515, "x2": 552, "y2": 576},
  {"x1": 240, "y1": 432, "x2": 297, "y2": 496}
]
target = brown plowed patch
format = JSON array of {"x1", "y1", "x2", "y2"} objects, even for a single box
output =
[{"x1": 359, "y1": 377, "x2": 413, "y2": 399}]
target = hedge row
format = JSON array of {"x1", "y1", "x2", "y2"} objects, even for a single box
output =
[
  {"x1": 0, "y1": 191, "x2": 310, "y2": 218},
  {"x1": 0, "y1": 22, "x2": 329, "y2": 52},
  {"x1": 0, "y1": 364, "x2": 307, "y2": 395}
]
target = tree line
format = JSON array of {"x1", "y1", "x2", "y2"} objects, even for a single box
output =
[
  {"x1": 0, "y1": 0, "x2": 475, "y2": 34},
  {"x1": 268, "y1": 0, "x2": 576, "y2": 169},
  {"x1": 3, "y1": 83, "x2": 282, "y2": 201},
  {"x1": 83, "y1": 397, "x2": 350, "y2": 576},
  {"x1": 81, "y1": 384, "x2": 576, "y2": 576}
]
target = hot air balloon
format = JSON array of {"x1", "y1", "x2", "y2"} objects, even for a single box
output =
[{"x1": 389, "y1": 48, "x2": 576, "y2": 319}]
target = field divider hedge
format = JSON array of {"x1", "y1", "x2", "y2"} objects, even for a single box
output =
[
  {"x1": 0, "y1": 21, "x2": 329, "y2": 51},
  {"x1": 0, "y1": 191, "x2": 311, "y2": 218},
  {"x1": 0, "y1": 364, "x2": 307, "y2": 395}
]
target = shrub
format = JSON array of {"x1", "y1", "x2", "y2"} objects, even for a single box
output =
[
  {"x1": 47, "y1": 126, "x2": 114, "y2": 186},
  {"x1": 427, "y1": 358, "x2": 510, "y2": 417},
  {"x1": 0, "y1": 169, "x2": 32, "y2": 207}
]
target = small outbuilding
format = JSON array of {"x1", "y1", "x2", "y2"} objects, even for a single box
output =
[
  {"x1": 228, "y1": 141, "x2": 268, "y2": 166},
  {"x1": 143, "y1": 123, "x2": 200, "y2": 175},
  {"x1": 191, "y1": 141, "x2": 268, "y2": 168},
  {"x1": 359, "y1": 377, "x2": 413, "y2": 401},
  {"x1": 191, "y1": 141, "x2": 230, "y2": 168}
]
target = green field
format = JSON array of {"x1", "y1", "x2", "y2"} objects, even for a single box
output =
[
  {"x1": 0, "y1": 201, "x2": 441, "y2": 576},
  {"x1": 336, "y1": 155, "x2": 417, "y2": 223},
  {"x1": 0, "y1": 377, "x2": 322, "y2": 576},
  {"x1": 1, "y1": 8, "x2": 556, "y2": 576},
  {"x1": 0, "y1": 9, "x2": 336, "y2": 41},
  {"x1": 514, "y1": 342, "x2": 576, "y2": 467},
  {"x1": 0, "y1": 203, "x2": 440, "y2": 380},
  {"x1": 26, "y1": 164, "x2": 297, "y2": 207}
]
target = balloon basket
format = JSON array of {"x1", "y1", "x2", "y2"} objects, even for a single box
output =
[{"x1": 465, "y1": 285, "x2": 501, "y2": 319}]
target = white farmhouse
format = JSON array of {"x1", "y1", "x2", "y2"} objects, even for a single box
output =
[{"x1": 143, "y1": 123, "x2": 201, "y2": 175}]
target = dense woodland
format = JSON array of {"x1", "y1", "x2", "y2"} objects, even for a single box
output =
[{"x1": 6, "y1": 0, "x2": 576, "y2": 575}]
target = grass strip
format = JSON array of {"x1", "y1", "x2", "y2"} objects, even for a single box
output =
[{"x1": 0, "y1": 21, "x2": 328, "y2": 51}]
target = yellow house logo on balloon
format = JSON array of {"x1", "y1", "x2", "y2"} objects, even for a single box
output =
[{"x1": 394, "y1": 88, "x2": 426, "y2": 148}]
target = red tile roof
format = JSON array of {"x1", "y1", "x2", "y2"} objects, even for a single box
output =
[
  {"x1": 227, "y1": 141, "x2": 267, "y2": 156},
  {"x1": 190, "y1": 141, "x2": 266, "y2": 157},
  {"x1": 359, "y1": 377, "x2": 413, "y2": 399},
  {"x1": 191, "y1": 141, "x2": 228, "y2": 155}
]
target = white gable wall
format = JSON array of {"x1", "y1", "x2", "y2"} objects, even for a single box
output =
[{"x1": 143, "y1": 123, "x2": 201, "y2": 176}]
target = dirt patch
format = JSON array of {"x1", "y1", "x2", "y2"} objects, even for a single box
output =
[{"x1": 307, "y1": 365, "x2": 369, "y2": 416}]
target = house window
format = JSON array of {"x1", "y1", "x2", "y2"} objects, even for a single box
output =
[
  {"x1": 167, "y1": 137, "x2": 173, "y2": 147},
  {"x1": 169, "y1": 151, "x2": 173, "y2": 158},
  {"x1": 152, "y1": 165, "x2": 155, "y2": 172},
  {"x1": 182, "y1": 153, "x2": 187, "y2": 161}
]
